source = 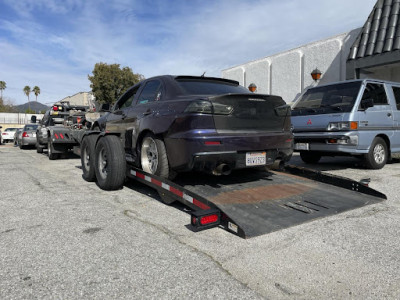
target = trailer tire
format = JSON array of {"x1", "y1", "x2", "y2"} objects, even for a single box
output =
[
  {"x1": 94, "y1": 135, "x2": 126, "y2": 190},
  {"x1": 81, "y1": 134, "x2": 97, "y2": 182},
  {"x1": 364, "y1": 137, "x2": 387, "y2": 169},
  {"x1": 140, "y1": 134, "x2": 173, "y2": 179},
  {"x1": 300, "y1": 151, "x2": 321, "y2": 164}
]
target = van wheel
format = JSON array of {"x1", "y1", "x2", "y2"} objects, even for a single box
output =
[
  {"x1": 300, "y1": 151, "x2": 321, "y2": 164},
  {"x1": 95, "y1": 135, "x2": 126, "y2": 190},
  {"x1": 364, "y1": 137, "x2": 387, "y2": 169},
  {"x1": 140, "y1": 134, "x2": 173, "y2": 179},
  {"x1": 81, "y1": 135, "x2": 97, "y2": 182}
]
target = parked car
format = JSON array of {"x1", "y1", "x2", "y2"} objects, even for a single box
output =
[
  {"x1": 14, "y1": 128, "x2": 23, "y2": 146},
  {"x1": 2, "y1": 127, "x2": 19, "y2": 143},
  {"x1": 291, "y1": 79, "x2": 400, "y2": 169},
  {"x1": 19, "y1": 124, "x2": 39, "y2": 149},
  {"x1": 91, "y1": 75, "x2": 293, "y2": 178}
]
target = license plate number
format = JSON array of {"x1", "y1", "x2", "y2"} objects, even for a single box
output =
[
  {"x1": 246, "y1": 152, "x2": 266, "y2": 166},
  {"x1": 294, "y1": 143, "x2": 309, "y2": 150}
]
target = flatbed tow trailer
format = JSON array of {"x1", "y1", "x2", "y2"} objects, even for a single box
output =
[
  {"x1": 128, "y1": 164, "x2": 385, "y2": 238},
  {"x1": 79, "y1": 133, "x2": 386, "y2": 238}
]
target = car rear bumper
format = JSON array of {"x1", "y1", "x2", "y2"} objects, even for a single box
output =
[
  {"x1": 21, "y1": 136, "x2": 37, "y2": 146},
  {"x1": 165, "y1": 131, "x2": 293, "y2": 172}
]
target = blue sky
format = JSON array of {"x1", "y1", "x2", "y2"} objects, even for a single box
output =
[{"x1": 0, "y1": 0, "x2": 377, "y2": 105}]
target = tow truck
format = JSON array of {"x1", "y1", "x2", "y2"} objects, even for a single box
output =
[
  {"x1": 77, "y1": 132, "x2": 386, "y2": 238},
  {"x1": 36, "y1": 101, "x2": 101, "y2": 159}
]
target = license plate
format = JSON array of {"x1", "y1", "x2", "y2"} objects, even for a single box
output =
[
  {"x1": 294, "y1": 143, "x2": 309, "y2": 150},
  {"x1": 246, "y1": 152, "x2": 266, "y2": 166}
]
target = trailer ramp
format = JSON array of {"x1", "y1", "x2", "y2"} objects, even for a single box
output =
[{"x1": 129, "y1": 166, "x2": 386, "y2": 238}]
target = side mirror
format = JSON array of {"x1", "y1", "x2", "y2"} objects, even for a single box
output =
[
  {"x1": 99, "y1": 103, "x2": 110, "y2": 112},
  {"x1": 360, "y1": 98, "x2": 374, "y2": 110}
]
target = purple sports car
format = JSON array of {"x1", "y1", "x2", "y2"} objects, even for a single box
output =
[{"x1": 92, "y1": 75, "x2": 293, "y2": 179}]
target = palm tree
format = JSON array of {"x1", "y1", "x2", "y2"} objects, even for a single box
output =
[
  {"x1": 32, "y1": 86, "x2": 40, "y2": 102},
  {"x1": 23, "y1": 86, "x2": 31, "y2": 110},
  {"x1": 0, "y1": 81, "x2": 6, "y2": 99}
]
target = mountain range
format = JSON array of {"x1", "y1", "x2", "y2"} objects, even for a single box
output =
[{"x1": 14, "y1": 101, "x2": 49, "y2": 113}]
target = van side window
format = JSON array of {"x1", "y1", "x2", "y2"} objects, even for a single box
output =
[
  {"x1": 392, "y1": 87, "x2": 400, "y2": 110},
  {"x1": 362, "y1": 83, "x2": 388, "y2": 105}
]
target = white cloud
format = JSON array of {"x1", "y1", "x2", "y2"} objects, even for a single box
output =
[{"x1": 0, "y1": 0, "x2": 377, "y2": 105}]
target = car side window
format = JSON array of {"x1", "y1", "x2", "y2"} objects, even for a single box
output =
[
  {"x1": 136, "y1": 80, "x2": 162, "y2": 104},
  {"x1": 115, "y1": 85, "x2": 141, "y2": 110},
  {"x1": 392, "y1": 86, "x2": 400, "y2": 110},
  {"x1": 361, "y1": 83, "x2": 388, "y2": 105}
]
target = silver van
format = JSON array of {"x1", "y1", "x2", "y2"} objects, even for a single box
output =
[{"x1": 291, "y1": 79, "x2": 400, "y2": 169}]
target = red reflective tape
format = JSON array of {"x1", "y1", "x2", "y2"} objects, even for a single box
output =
[
  {"x1": 193, "y1": 199, "x2": 210, "y2": 210},
  {"x1": 60, "y1": 133, "x2": 64, "y2": 139},
  {"x1": 151, "y1": 178, "x2": 162, "y2": 186},
  {"x1": 136, "y1": 172, "x2": 145, "y2": 179},
  {"x1": 170, "y1": 186, "x2": 183, "y2": 197},
  {"x1": 54, "y1": 133, "x2": 59, "y2": 139}
]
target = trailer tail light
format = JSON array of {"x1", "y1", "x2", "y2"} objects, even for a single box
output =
[
  {"x1": 191, "y1": 209, "x2": 220, "y2": 230},
  {"x1": 22, "y1": 132, "x2": 28, "y2": 137}
]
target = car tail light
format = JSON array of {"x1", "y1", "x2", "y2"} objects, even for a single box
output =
[
  {"x1": 22, "y1": 132, "x2": 28, "y2": 137},
  {"x1": 184, "y1": 101, "x2": 232, "y2": 115},
  {"x1": 204, "y1": 141, "x2": 221, "y2": 145},
  {"x1": 1, "y1": 133, "x2": 6, "y2": 135}
]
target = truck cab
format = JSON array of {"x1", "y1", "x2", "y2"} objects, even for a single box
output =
[{"x1": 291, "y1": 79, "x2": 400, "y2": 169}]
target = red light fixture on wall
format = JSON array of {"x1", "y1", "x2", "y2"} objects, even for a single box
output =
[{"x1": 311, "y1": 68, "x2": 322, "y2": 81}]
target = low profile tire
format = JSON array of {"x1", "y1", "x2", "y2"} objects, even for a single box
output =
[
  {"x1": 364, "y1": 137, "x2": 387, "y2": 169},
  {"x1": 94, "y1": 135, "x2": 126, "y2": 190},
  {"x1": 140, "y1": 134, "x2": 174, "y2": 179},
  {"x1": 299, "y1": 151, "x2": 322, "y2": 164},
  {"x1": 81, "y1": 135, "x2": 97, "y2": 182},
  {"x1": 48, "y1": 140, "x2": 58, "y2": 160}
]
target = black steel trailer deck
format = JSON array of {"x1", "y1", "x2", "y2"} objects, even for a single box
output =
[{"x1": 128, "y1": 164, "x2": 386, "y2": 238}]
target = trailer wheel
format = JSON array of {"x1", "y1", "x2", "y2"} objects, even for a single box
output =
[
  {"x1": 299, "y1": 151, "x2": 321, "y2": 164},
  {"x1": 81, "y1": 135, "x2": 97, "y2": 182},
  {"x1": 364, "y1": 137, "x2": 387, "y2": 169},
  {"x1": 48, "y1": 140, "x2": 58, "y2": 160},
  {"x1": 94, "y1": 135, "x2": 126, "y2": 190},
  {"x1": 140, "y1": 134, "x2": 173, "y2": 179}
]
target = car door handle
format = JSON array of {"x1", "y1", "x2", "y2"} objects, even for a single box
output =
[
  {"x1": 121, "y1": 112, "x2": 127, "y2": 119},
  {"x1": 143, "y1": 109, "x2": 152, "y2": 116},
  {"x1": 387, "y1": 113, "x2": 392, "y2": 117}
]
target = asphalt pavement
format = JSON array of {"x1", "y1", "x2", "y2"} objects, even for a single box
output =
[{"x1": 1, "y1": 144, "x2": 399, "y2": 299}]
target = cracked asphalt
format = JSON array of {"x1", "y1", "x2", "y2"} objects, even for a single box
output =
[{"x1": 1, "y1": 144, "x2": 399, "y2": 299}]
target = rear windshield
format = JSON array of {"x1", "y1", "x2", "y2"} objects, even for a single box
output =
[
  {"x1": 176, "y1": 79, "x2": 250, "y2": 95},
  {"x1": 24, "y1": 125, "x2": 38, "y2": 131},
  {"x1": 5, "y1": 128, "x2": 18, "y2": 132},
  {"x1": 292, "y1": 81, "x2": 362, "y2": 116}
]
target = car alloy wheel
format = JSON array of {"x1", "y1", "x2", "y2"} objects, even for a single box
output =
[{"x1": 141, "y1": 136, "x2": 159, "y2": 174}]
